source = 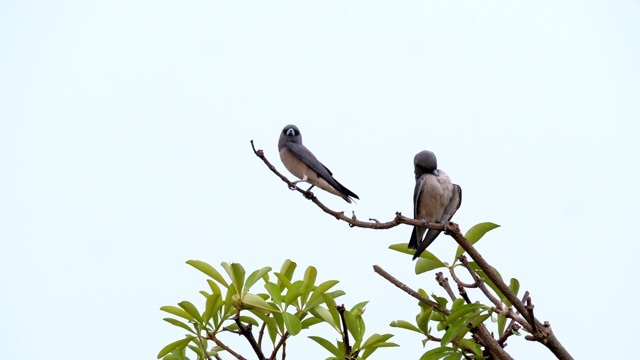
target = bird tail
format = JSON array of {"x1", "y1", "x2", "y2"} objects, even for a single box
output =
[{"x1": 412, "y1": 229, "x2": 441, "y2": 260}]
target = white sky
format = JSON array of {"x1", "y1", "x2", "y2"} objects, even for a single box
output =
[{"x1": 1, "y1": 1, "x2": 638, "y2": 359}]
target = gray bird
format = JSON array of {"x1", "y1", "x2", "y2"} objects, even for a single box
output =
[
  {"x1": 278, "y1": 124, "x2": 359, "y2": 203},
  {"x1": 409, "y1": 150, "x2": 462, "y2": 260}
]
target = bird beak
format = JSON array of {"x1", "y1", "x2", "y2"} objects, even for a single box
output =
[{"x1": 286, "y1": 129, "x2": 295, "y2": 136}]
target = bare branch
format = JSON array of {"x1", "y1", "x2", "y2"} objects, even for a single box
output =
[
  {"x1": 337, "y1": 305, "x2": 352, "y2": 356},
  {"x1": 435, "y1": 272, "x2": 457, "y2": 301},
  {"x1": 208, "y1": 332, "x2": 246, "y2": 360},
  {"x1": 250, "y1": 140, "x2": 446, "y2": 232},
  {"x1": 269, "y1": 332, "x2": 290, "y2": 360},
  {"x1": 458, "y1": 255, "x2": 502, "y2": 307},
  {"x1": 373, "y1": 265, "x2": 449, "y2": 314}
]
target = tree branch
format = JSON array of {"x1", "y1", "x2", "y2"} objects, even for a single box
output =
[
  {"x1": 252, "y1": 140, "x2": 573, "y2": 360},
  {"x1": 373, "y1": 265, "x2": 513, "y2": 360},
  {"x1": 269, "y1": 332, "x2": 290, "y2": 360},
  {"x1": 337, "y1": 304, "x2": 352, "y2": 357},
  {"x1": 208, "y1": 332, "x2": 246, "y2": 360},
  {"x1": 233, "y1": 315, "x2": 266, "y2": 360},
  {"x1": 435, "y1": 272, "x2": 457, "y2": 301}
]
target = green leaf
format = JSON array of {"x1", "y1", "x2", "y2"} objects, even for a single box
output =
[
  {"x1": 419, "y1": 346, "x2": 455, "y2": 360},
  {"x1": 458, "y1": 338, "x2": 483, "y2": 357},
  {"x1": 284, "y1": 312, "x2": 302, "y2": 335},
  {"x1": 390, "y1": 319, "x2": 421, "y2": 332},
  {"x1": 509, "y1": 277, "x2": 520, "y2": 297},
  {"x1": 415, "y1": 306, "x2": 433, "y2": 334},
  {"x1": 301, "y1": 266, "x2": 317, "y2": 304},
  {"x1": 442, "y1": 353, "x2": 462, "y2": 360},
  {"x1": 454, "y1": 222, "x2": 500, "y2": 261},
  {"x1": 361, "y1": 338, "x2": 399, "y2": 359},
  {"x1": 178, "y1": 301, "x2": 203, "y2": 324},
  {"x1": 301, "y1": 316, "x2": 323, "y2": 329},
  {"x1": 244, "y1": 266, "x2": 272, "y2": 293},
  {"x1": 325, "y1": 290, "x2": 346, "y2": 300},
  {"x1": 231, "y1": 263, "x2": 246, "y2": 294},
  {"x1": 498, "y1": 314, "x2": 507, "y2": 336},
  {"x1": 344, "y1": 309, "x2": 361, "y2": 344},
  {"x1": 203, "y1": 293, "x2": 222, "y2": 325},
  {"x1": 309, "y1": 336, "x2": 342, "y2": 357},
  {"x1": 350, "y1": 301, "x2": 368, "y2": 314},
  {"x1": 284, "y1": 280, "x2": 304, "y2": 308},
  {"x1": 432, "y1": 294, "x2": 449, "y2": 309},
  {"x1": 388, "y1": 242, "x2": 414, "y2": 255},
  {"x1": 272, "y1": 311, "x2": 285, "y2": 333},
  {"x1": 361, "y1": 333, "x2": 394, "y2": 348},
  {"x1": 415, "y1": 251, "x2": 447, "y2": 274},
  {"x1": 310, "y1": 306, "x2": 337, "y2": 328},
  {"x1": 187, "y1": 344, "x2": 204, "y2": 359},
  {"x1": 264, "y1": 282, "x2": 283, "y2": 306},
  {"x1": 266, "y1": 316, "x2": 278, "y2": 344},
  {"x1": 449, "y1": 298, "x2": 466, "y2": 313},
  {"x1": 307, "y1": 280, "x2": 339, "y2": 310},
  {"x1": 277, "y1": 259, "x2": 297, "y2": 290},
  {"x1": 187, "y1": 260, "x2": 228, "y2": 288},
  {"x1": 162, "y1": 347, "x2": 188, "y2": 360},
  {"x1": 162, "y1": 318, "x2": 195, "y2": 334},
  {"x1": 240, "y1": 293, "x2": 277, "y2": 313},
  {"x1": 471, "y1": 313, "x2": 491, "y2": 328},
  {"x1": 323, "y1": 294, "x2": 341, "y2": 331},
  {"x1": 441, "y1": 316, "x2": 470, "y2": 345},
  {"x1": 274, "y1": 272, "x2": 292, "y2": 290},
  {"x1": 157, "y1": 336, "x2": 194, "y2": 359},
  {"x1": 239, "y1": 315, "x2": 260, "y2": 327},
  {"x1": 160, "y1": 306, "x2": 194, "y2": 322},
  {"x1": 206, "y1": 279, "x2": 221, "y2": 296},
  {"x1": 444, "y1": 303, "x2": 485, "y2": 327}
]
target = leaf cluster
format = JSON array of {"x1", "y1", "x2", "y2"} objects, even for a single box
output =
[{"x1": 158, "y1": 259, "x2": 397, "y2": 360}]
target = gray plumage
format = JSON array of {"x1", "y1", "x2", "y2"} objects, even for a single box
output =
[
  {"x1": 278, "y1": 124, "x2": 359, "y2": 203},
  {"x1": 409, "y1": 150, "x2": 462, "y2": 260}
]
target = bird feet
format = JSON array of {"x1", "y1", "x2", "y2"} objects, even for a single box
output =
[
  {"x1": 441, "y1": 221, "x2": 448, "y2": 233},
  {"x1": 289, "y1": 180, "x2": 302, "y2": 190}
]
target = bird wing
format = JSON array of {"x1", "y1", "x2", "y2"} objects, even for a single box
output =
[
  {"x1": 409, "y1": 177, "x2": 425, "y2": 249},
  {"x1": 412, "y1": 176, "x2": 453, "y2": 260},
  {"x1": 284, "y1": 141, "x2": 346, "y2": 191}
]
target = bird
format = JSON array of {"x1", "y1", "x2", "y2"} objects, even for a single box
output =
[
  {"x1": 278, "y1": 124, "x2": 359, "y2": 203},
  {"x1": 409, "y1": 150, "x2": 462, "y2": 260}
]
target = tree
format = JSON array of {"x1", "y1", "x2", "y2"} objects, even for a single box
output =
[{"x1": 157, "y1": 142, "x2": 573, "y2": 360}]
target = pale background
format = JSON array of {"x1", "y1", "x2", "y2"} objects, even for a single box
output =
[{"x1": 1, "y1": 1, "x2": 638, "y2": 359}]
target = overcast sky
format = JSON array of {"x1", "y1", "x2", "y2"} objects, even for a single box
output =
[{"x1": 1, "y1": 1, "x2": 638, "y2": 359}]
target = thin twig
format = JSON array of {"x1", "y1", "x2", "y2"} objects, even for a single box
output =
[
  {"x1": 208, "y1": 333, "x2": 246, "y2": 360},
  {"x1": 458, "y1": 255, "x2": 502, "y2": 307},
  {"x1": 436, "y1": 272, "x2": 457, "y2": 301},
  {"x1": 269, "y1": 332, "x2": 290, "y2": 360},
  {"x1": 373, "y1": 265, "x2": 449, "y2": 314},
  {"x1": 449, "y1": 265, "x2": 476, "y2": 288},
  {"x1": 196, "y1": 334, "x2": 213, "y2": 360}
]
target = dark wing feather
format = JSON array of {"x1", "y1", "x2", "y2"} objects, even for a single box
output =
[
  {"x1": 412, "y1": 183, "x2": 461, "y2": 260},
  {"x1": 408, "y1": 177, "x2": 425, "y2": 249},
  {"x1": 285, "y1": 142, "x2": 358, "y2": 199}
]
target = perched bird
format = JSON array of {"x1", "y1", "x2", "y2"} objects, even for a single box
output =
[
  {"x1": 278, "y1": 124, "x2": 359, "y2": 203},
  {"x1": 409, "y1": 150, "x2": 462, "y2": 260}
]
